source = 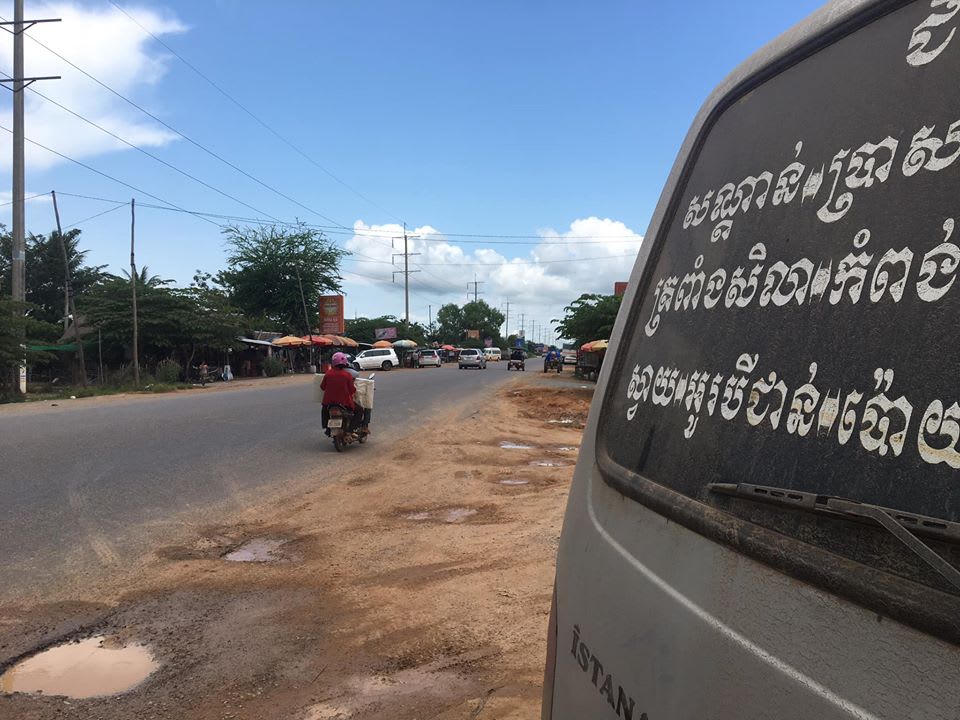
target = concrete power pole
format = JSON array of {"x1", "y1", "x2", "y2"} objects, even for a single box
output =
[
  {"x1": 392, "y1": 223, "x2": 420, "y2": 325},
  {"x1": 2, "y1": 2, "x2": 59, "y2": 394},
  {"x1": 503, "y1": 301, "x2": 510, "y2": 339}
]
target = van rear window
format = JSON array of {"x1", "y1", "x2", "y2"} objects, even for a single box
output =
[{"x1": 598, "y1": 0, "x2": 960, "y2": 619}]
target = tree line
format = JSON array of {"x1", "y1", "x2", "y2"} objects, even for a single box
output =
[{"x1": 0, "y1": 223, "x2": 345, "y2": 398}]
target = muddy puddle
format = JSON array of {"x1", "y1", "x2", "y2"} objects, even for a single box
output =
[
  {"x1": 404, "y1": 508, "x2": 478, "y2": 523},
  {"x1": 498, "y1": 441, "x2": 534, "y2": 450},
  {"x1": 499, "y1": 479, "x2": 530, "y2": 486},
  {"x1": 0, "y1": 636, "x2": 158, "y2": 699},
  {"x1": 223, "y1": 537, "x2": 288, "y2": 562},
  {"x1": 529, "y1": 460, "x2": 569, "y2": 468}
]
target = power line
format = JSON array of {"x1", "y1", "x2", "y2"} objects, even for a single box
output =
[
  {"x1": 0, "y1": 66, "x2": 281, "y2": 222},
  {"x1": 0, "y1": 14, "x2": 347, "y2": 228},
  {"x1": 0, "y1": 123, "x2": 222, "y2": 227},
  {"x1": 107, "y1": 0, "x2": 404, "y2": 226},
  {"x1": 62, "y1": 201, "x2": 128, "y2": 230}
]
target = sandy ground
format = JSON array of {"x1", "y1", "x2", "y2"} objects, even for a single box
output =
[{"x1": 0, "y1": 377, "x2": 593, "y2": 720}]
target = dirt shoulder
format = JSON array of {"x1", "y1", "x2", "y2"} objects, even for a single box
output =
[{"x1": 0, "y1": 379, "x2": 594, "y2": 720}]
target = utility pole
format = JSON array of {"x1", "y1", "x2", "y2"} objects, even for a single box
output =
[
  {"x1": 1, "y1": 2, "x2": 60, "y2": 394},
  {"x1": 428, "y1": 304, "x2": 433, "y2": 335},
  {"x1": 503, "y1": 300, "x2": 510, "y2": 339},
  {"x1": 295, "y1": 266, "x2": 314, "y2": 370},
  {"x1": 51, "y1": 191, "x2": 86, "y2": 386},
  {"x1": 130, "y1": 198, "x2": 140, "y2": 388},
  {"x1": 467, "y1": 274, "x2": 484, "y2": 303},
  {"x1": 392, "y1": 222, "x2": 420, "y2": 325},
  {"x1": 519, "y1": 313, "x2": 525, "y2": 340}
]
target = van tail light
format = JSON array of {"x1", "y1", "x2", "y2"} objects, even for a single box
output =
[{"x1": 541, "y1": 579, "x2": 558, "y2": 719}]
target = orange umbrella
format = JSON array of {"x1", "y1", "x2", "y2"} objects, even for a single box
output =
[
  {"x1": 321, "y1": 335, "x2": 359, "y2": 347},
  {"x1": 441, "y1": 344, "x2": 456, "y2": 350},
  {"x1": 372, "y1": 340, "x2": 393, "y2": 348},
  {"x1": 301, "y1": 335, "x2": 334, "y2": 346},
  {"x1": 272, "y1": 335, "x2": 310, "y2": 347}
]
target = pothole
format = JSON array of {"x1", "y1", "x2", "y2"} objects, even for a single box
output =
[
  {"x1": 223, "y1": 537, "x2": 287, "y2": 562},
  {"x1": 530, "y1": 460, "x2": 569, "y2": 467},
  {"x1": 547, "y1": 419, "x2": 574, "y2": 425},
  {"x1": 404, "y1": 508, "x2": 478, "y2": 523},
  {"x1": 555, "y1": 446, "x2": 579, "y2": 452},
  {"x1": 0, "y1": 636, "x2": 158, "y2": 699},
  {"x1": 499, "y1": 479, "x2": 530, "y2": 486},
  {"x1": 498, "y1": 441, "x2": 533, "y2": 450}
]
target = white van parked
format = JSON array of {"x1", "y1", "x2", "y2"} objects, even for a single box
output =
[
  {"x1": 543, "y1": 2, "x2": 960, "y2": 718},
  {"x1": 353, "y1": 348, "x2": 398, "y2": 371},
  {"x1": 483, "y1": 347, "x2": 502, "y2": 361}
]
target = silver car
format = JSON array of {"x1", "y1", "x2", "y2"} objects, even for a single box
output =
[
  {"x1": 418, "y1": 349, "x2": 441, "y2": 367},
  {"x1": 457, "y1": 348, "x2": 486, "y2": 369}
]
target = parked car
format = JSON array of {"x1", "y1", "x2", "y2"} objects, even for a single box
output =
[
  {"x1": 560, "y1": 349, "x2": 577, "y2": 365},
  {"x1": 353, "y1": 348, "x2": 398, "y2": 371},
  {"x1": 458, "y1": 348, "x2": 486, "y2": 369},
  {"x1": 418, "y1": 349, "x2": 441, "y2": 367},
  {"x1": 483, "y1": 347, "x2": 502, "y2": 361}
]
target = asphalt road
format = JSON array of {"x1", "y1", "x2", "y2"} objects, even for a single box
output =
[{"x1": 0, "y1": 362, "x2": 518, "y2": 600}]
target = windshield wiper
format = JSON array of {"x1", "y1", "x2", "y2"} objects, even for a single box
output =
[{"x1": 708, "y1": 482, "x2": 960, "y2": 592}]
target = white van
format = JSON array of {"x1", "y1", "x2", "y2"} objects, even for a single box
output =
[
  {"x1": 483, "y1": 347, "x2": 502, "y2": 361},
  {"x1": 543, "y1": 2, "x2": 960, "y2": 718}
]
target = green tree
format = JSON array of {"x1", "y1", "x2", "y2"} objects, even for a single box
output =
[
  {"x1": 345, "y1": 315, "x2": 402, "y2": 345},
  {"x1": 0, "y1": 297, "x2": 56, "y2": 398},
  {"x1": 218, "y1": 224, "x2": 347, "y2": 331},
  {"x1": 0, "y1": 228, "x2": 109, "y2": 331},
  {"x1": 553, "y1": 293, "x2": 622, "y2": 346},
  {"x1": 434, "y1": 300, "x2": 505, "y2": 345},
  {"x1": 81, "y1": 271, "x2": 241, "y2": 377}
]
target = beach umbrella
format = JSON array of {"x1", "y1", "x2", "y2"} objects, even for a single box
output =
[
  {"x1": 272, "y1": 335, "x2": 310, "y2": 347},
  {"x1": 301, "y1": 335, "x2": 334, "y2": 346},
  {"x1": 319, "y1": 334, "x2": 358, "y2": 347},
  {"x1": 441, "y1": 344, "x2": 456, "y2": 350},
  {"x1": 580, "y1": 341, "x2": 593, "y2": 351},
  {"x1": 590, "y1": 339, "x2": 609, "y2": 351},
  {"x1": 372, "y1": 340, "x2": 393, "y2": 348},
  {"x1": 393, "y1": 339, "x2": 418, "y2": 348}
]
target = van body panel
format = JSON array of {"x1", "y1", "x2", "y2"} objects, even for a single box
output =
[{"x1": 547, "y1": 0, "x2": 960, "y2": 717}]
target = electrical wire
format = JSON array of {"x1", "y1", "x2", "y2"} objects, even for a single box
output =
[
  {"x1": 0, "y1": 123, "x2": 223, "y2": 228},
  {"x1": 62, "y1": 201, "x2": 128, "y2": 230},
  {"x1": 107, "y1": 0, "x2": 405, "y2": 226},
  {"x1": 0, "y1": 14, "x2": 347, "y2": 228},
  {"x1": 0, "y1": 67, "x2": 281, "y2": 222}
]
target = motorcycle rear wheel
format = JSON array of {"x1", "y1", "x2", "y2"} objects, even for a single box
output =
[{"x1": 333, "y1": 435, "x2": 344, "y2": 452}]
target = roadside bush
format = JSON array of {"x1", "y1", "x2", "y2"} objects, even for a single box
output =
[
  {"x1": 155, "y1": 359, "x2": 182, "y2": 383},
  {"x1": 262, "y1": 356, "x2": 284, "y2": 377}
]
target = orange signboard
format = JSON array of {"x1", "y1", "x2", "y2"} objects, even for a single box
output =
[
  {"x1": 614, "y1": 281, "x2": 628, "y2": 296},
  {"x1": 319, "y1": 295, "x2": 344, "y2": 334}
]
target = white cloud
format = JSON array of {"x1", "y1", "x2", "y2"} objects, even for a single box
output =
[
  {"x1": 0, "y1": 2, "x2": 185, "y2": 171},
  {"x1": 344, "y1": 216, "x2": 642, "y2": 340}
]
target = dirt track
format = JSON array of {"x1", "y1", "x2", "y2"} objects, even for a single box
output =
[{"x1": 0, "y1": 378, "x2": 593, "y2": 720}]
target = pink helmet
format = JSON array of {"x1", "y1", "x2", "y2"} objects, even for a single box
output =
[{"x1": 332, "y1": 352, "x2": 350, "y2": 367}]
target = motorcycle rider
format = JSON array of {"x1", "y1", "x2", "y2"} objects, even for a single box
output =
[{"x1": 321, "y1": 352, "x2": 357, "y2": 436}]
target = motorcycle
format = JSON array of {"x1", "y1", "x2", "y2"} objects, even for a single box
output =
[{"x1": 327, "y1": 374, "x2": 375, "y2": 452}]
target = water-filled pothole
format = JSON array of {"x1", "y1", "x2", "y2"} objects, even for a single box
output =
[
  {"x1": 530, "y1": 460, "x2": 569, "y2": 467},
  {"x1": 404, "y1": 508, "x2": 478, "y2": 523},
  {"x1": 0, "y1": 636, "x2": 158, "y2": 699},
  {"x1": 555, "y1": 446, "x2": 579, "y2": 452},
  {"x1": 223, "y1": 537, "x2": 287, "y2": 562},
  {"x1": 499, "y1": 479, "x2": 530, "y2": 486},
  {"x1": 547, "y1": 419, "x2": 574, "y2": 425},
  {"x1": 499, "y1": 441, "x2": 533, "y2": 450}
]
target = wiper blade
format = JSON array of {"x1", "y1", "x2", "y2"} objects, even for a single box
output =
[{"x1": 708, "y1": 482, "x2": 960, "y2": 593}]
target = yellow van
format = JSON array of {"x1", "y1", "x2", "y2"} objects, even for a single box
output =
[{"x1": 543, "y1": 1, "x2": 960, "y2": 718}]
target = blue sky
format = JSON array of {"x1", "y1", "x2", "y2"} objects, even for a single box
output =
[{"x1": 0, "y1": 0, "x2": 824, "y2": 339}]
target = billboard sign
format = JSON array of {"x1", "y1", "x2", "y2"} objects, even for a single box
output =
[
  {"x1": 319, "y1": 295, "x2": 344, "y2": 334},
  {"x1": 466, "y1": 329, "x2": 480, "y2": 340},
  {"x1": 614, "y1": 281, "x2": 628, "y2": 296},
  {"x1": 374, "y1": 327, "x2": 398, "y2": 340}
]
